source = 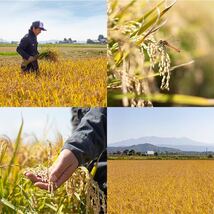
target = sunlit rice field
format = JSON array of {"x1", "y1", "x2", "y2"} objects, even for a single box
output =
[
  {"x1": 0, "y1": 44, "x2": 107, "y2": 107},
  {"x1": 0, "y1": 57, "x2": 106, "y2": 106},
  {"x1": 108, "y1": 160, "x2": 214, "y2": 214}
]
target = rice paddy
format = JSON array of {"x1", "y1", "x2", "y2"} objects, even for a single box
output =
[
  {"x1": 0, "y1": 44, "x2": 106, "y2": 107},
  {"x1": 108, "y1": 160, "x2": 214, "y2": 214}
]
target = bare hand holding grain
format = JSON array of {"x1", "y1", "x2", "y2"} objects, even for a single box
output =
[{"x1": 25, "y1": 149, "x2": 79, "y2": 191}]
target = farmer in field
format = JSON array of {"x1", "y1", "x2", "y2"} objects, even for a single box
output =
[
  {"x1": 16, "y1": 21, "x2": 46, "y2": 73},
  {"x1": 25, "y1": 108, "x2": 107, "y2": 195}
]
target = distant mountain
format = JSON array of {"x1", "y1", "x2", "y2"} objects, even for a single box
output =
[
  {"x1": 109, "y1": 136, "x2": 214, "y2": 152},
  {"x1": 108, "y1": 143, "x2": 182, "y2": 153}
]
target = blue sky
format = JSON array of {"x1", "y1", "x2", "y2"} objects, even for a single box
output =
[
  {"x1": 0, "y1": 0, "x2": 106, "y2": 41},
  {"x1": 0, "y1": 108, "x2": 72, "y2": 143},
  {"x1": 108, "y1": 108, "x2": 214, "y2": 145}
]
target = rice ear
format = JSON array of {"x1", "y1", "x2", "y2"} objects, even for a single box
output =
[{"x1": 38, "y1": 49, "x2": 59, "y2": 62}]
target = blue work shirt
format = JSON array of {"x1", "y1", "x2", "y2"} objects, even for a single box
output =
[{"x1": 16, "y1": 30, "x2": 39, "y2": 60}]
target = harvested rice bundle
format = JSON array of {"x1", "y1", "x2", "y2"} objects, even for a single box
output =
[
  {"x1": 38, "y1": 49, "x2": 59, "y2": 62},
  {"x1": 21, "y1": 49, "x2": 59, "y2": 69}
]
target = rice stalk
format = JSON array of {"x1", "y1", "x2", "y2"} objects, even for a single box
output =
[
  {"x1": 108, "y1": 0, "x2": 176, "y2": 106},
  {"x1": 0, "y1": 124, "x2": 106, "y2": 213},
  {"x1": 38, "y1": 49, "x2": 59, "y2": 62},
  {"x1": 3, "y1": 120, "x2": 23, "y2": 186}
]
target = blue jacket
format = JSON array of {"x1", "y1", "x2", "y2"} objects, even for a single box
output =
[
  {"x1": 63, "y1": 108, "x2": 107, "y2": 165},
  {"x1": 16, "y1": 30, "x2": 39, "y2": 60}
]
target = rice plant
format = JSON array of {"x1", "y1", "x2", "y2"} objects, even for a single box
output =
[
  {"x1": 0, "y1": 123, "x2": 106, "y2": 213},
  {"x1": 0, "y1": 57, "x2": 106, "y2": 107},
  {"x1": 108, "y1": 0, "x2": 175, "y2": 106},
  {"x1": 107, "y1": 0, "x2": 214, "y2": 107},
  {"x1": 38, "y1": 49, "x2": 59, "y2": 62},
  {"x1": 108, "y1": 160, "x2": 214, "y2": 213}
]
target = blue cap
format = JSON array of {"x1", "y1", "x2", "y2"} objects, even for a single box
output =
[{"x1": 31, "y1": 21, "x2": 47, "y2": 31}]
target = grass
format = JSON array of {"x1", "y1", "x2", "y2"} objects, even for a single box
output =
[
  {"x1": 0, "y1": 124, "x2": 106, "y2": 213},
  {"x1": 0, "y1": 44, "x2": 106, "y2": 59},
  {"x1": 0, "y1": 52, "x2": 17, "y2": 56}
]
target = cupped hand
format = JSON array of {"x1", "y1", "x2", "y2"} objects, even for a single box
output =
[{"x1": 25, "y1": 149, "x2": 79, "y2": 191}]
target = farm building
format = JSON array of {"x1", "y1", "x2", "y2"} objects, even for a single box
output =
[{"x1": 146, "y1": 151, "x2": 155, "y2": 156}]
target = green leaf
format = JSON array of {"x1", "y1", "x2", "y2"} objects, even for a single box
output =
[
  {"x1": 57, "y1": 204, "x2": 64, "y2": 214},
  {"x1": 147, "y1": 93, "x2": 214, "y2": 106},
  {"x1": 130, "y1": 0, "x2": 166, "y2": 37},
  {"x1": 115, "y1": 0, "x2": 136, "y2": 20},
  {"x1": 113, "y1": 93, "x2": 214, "y2": 106},
  {"x1": 0, "y1": 198, "x2": 24, "y2": 214},
  {"x1": 18, "y1": 185, "x2": 35, "y2": 212},
  {"x1": 136, "y1": 0, "x2": 176, "y2": 45},
  {"x1": 46, "y1": 203, "x2": 57, "y2": 212},
  {"x1": 3, "y1": 120, "x2": 23, "y2": 186}
]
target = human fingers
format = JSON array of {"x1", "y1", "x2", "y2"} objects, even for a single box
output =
[
  {"x1": 55, "y1": 160, "x2": 78, "y2": 188},
  {"x1": 49, "y1": 149, "x2": 79, "y2": 183},
  {"x1": 24, "y1": 172, "x2": 43, "y2": 183}
]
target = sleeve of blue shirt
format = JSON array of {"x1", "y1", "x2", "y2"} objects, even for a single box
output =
[
  {"x1": 63, "y1": 108, "x2": 107, "y2": 165},
  {"x1": 16, "y1": 37, "x2": 31, "y2": 60}
]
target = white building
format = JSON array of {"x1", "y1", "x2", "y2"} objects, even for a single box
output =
[{"x1": 146, "y1": 151, "x2": 155, "y2": 155}]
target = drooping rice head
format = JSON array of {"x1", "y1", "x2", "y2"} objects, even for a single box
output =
[
  {"x1": 38, "y1": 49, "x2": 59, "y2": 62},
  {"x1": 25, "y1": 165, "x2": 106, "y2": 213}
]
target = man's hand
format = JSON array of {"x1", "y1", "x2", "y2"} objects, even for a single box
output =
[
  {"x1": 25, "y1": 149, "x2": 79, "y2": 191},
  {"x1": 21, "y1": 56, "x2": 38, "y2": 67},
  {"x1": 28, "y1": 56, "x2": 36, "y2": 63},
  {"x1": 28, "y1": 55, "x2": 38, "y2": 63}
]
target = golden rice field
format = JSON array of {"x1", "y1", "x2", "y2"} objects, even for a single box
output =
[
  {"x1": 108, "y1": 160, "x2": 214, "y2": 214},
  {"x1": 0, "y1": 57, "x2": 106, "y2": 106},
  {"x1": 0, "y1": 124, "x2": 106, "y2": 213}
]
